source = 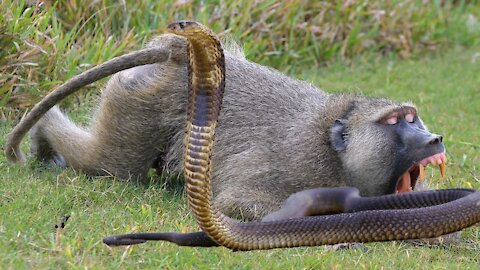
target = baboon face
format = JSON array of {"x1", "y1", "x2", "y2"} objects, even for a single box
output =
[{"x1": 330, "y1": 100, "x2": 445, "y2": 196}]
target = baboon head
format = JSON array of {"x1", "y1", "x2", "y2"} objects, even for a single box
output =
[{"x1": 330, "y1": 98, "x2": 445, "y2": 196}]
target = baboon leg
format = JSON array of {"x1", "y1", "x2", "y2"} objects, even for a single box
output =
[{"x1": 30, "y1": 106, "x2": 97, "y2": 173}]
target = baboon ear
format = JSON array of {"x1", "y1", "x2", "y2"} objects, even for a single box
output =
[{"x1": 330, "y1": 119, "x2": 348, "y2": 152}]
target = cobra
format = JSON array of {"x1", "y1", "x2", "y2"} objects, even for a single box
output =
[{"x1": 102, "y1": 21, "x2": 480, "y2": 251}]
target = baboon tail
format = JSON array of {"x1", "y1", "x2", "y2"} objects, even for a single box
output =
[{"x1": 5, "y1": 47, "x2": 171, "y2": 164}]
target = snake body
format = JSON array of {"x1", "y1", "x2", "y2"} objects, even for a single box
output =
[{"x1": 103, "y1": 21, "x2": 480, "y2": 250}]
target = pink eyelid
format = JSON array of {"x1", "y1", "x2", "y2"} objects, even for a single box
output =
[
  {"x1": 386, "y1": 116, "x2": 398, "y2": 125},
  {"x1": 405, "y1": 113, "x2": 415, "y2": 123}
]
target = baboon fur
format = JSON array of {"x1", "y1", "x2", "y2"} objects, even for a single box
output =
[{"x1": 29, "y1": 34, "x2": 436, "y2": 221}]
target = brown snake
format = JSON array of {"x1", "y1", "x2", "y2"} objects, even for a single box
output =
[{"x1": 102, "y1": 21, "x2": 480, "y2": 251}]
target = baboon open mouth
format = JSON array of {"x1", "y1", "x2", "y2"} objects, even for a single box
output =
[{"x1": 395, "y1": 152, "x2": 447, "y2": 193}]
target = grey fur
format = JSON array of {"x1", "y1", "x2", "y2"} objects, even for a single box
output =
[{"x1": 27, "y1": 34, "x2": 442, "y2": 220}]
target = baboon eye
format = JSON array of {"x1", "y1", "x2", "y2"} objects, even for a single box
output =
[
  {"x1": 405, "y1": 113, "x2": 415, "y2": 123},
  {"x1": 386, "y1": 116, "x2": 398, "y2": 125}
]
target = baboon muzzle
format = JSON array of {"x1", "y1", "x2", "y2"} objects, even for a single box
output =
[{"x1": 398, "y1": 122, "x2": 445, "y2": 159}]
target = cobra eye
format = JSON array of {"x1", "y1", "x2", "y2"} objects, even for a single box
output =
[
  {"x1": 405, "y1": 113, "x2": 415, "y2": 123},
  {"x1": 386, "y1": 116, "x2": 398, "y2": 125}
]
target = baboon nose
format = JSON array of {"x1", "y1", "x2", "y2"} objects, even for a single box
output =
[{"x1": 428, "y1": 135, "x2": 443, "y2": 145}]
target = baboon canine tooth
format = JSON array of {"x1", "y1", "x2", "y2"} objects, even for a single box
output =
[
  {"x1": 439, "y1": 163, "x2": 446, "y2": 179},
  {"x1": 419, "y1": 164, "x2": 425, "y2": 182}
]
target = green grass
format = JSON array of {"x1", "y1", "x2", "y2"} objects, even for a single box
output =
[
  {"x1": 1, "y1": 0, "x2": 480, "y2": 269},
  {"x1": 1, "y1": 48, "x2": 479, "y2": 269}
]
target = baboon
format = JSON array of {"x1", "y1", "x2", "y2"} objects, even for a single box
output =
[{"x1": 6, "y1": 33, "x2": 446, "y2": 221}]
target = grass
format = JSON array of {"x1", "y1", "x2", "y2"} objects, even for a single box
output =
[
  {"x1": 1, "y1": 0, "x2": 480, "y2": 269},
  {"x1": 1, "y1": 48, "x2": 480, "y2": 269}
]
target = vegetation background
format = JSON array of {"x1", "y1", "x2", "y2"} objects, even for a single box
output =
[{"x1": 1, "y1": 0, "x2": 479, "y2": 269}]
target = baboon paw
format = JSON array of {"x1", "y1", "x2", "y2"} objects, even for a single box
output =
[
  {"x1": 30, "y1": 127, "x2": 67, "y2": 168},
  {"x1": 50, "y1": 154, "x2": 67, "y2": 168}
]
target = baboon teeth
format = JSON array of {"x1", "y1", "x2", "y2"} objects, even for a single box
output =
[
  {"x1": 418, "y1": 152, "x2": 447, "y2": 182},
  {"x1": 439, "y1": 162, "x2": 446, "y2": 179},
  {"x1": 419, "y1": 164, "x2": 425, "y2": 182}
]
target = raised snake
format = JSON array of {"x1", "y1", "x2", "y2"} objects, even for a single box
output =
[{"x1": 102, "y1": 21, "x2": 480, "y2": 251}]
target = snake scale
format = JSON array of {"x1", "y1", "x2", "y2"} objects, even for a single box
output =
[{"x1": 102, "y1": 21, "x2": 480, "y2": 251}]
